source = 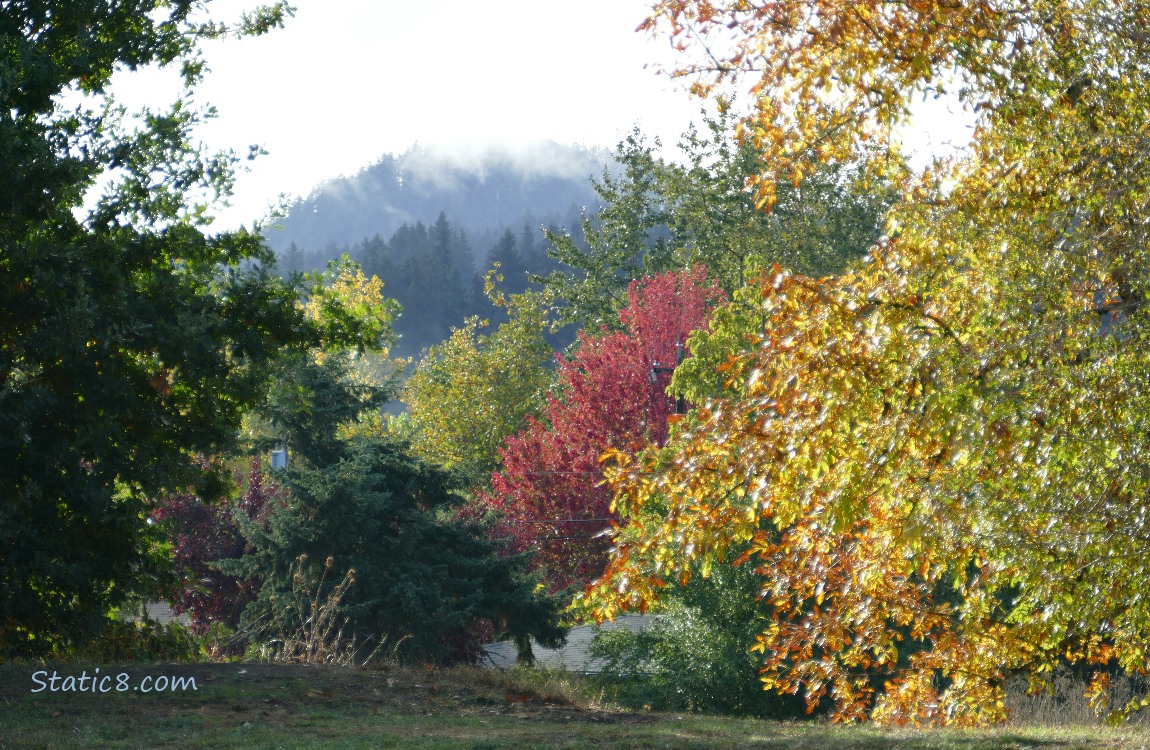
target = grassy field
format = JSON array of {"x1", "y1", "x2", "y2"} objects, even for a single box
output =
[{"x1": 1, "y1": 661, "x2": 1146, "y2": 750}]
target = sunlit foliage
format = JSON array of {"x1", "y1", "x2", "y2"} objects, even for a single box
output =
[
  {"x1": 589, "y1": 0, "x2": 1150, "y2": 726},
  {"x1": 481, "y1": 268, "x2": 724, "y2": 591},
  {"x1": 401, "y1": 295, "x2": 553, "y2": 483}
]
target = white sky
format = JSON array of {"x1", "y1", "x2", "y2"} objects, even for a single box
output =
[{"x1": 106, "y1": 0, "x2": 975, "y2": 230}]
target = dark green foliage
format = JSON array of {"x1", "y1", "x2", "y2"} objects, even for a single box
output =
[
  {"x1": 348, "y1": 216, "x2": 477, "y2": 357},
  {"x1": 345, "y1": 213, "x2": 571, "y2": 357},
  {"x1": 662, "y1": 112, "x2": 893, "y2": 286},
  {"x1": 225, "y1": 438, "x2": 566, "y2": 664},
  {"x1": 487, "y1": 229, "x2": 530, "y2": 298},
  {"x1": 395, "y1": 213, "x2": 471, "y2": 348},
  {"x1": 257, "y1": 351, "x2": 394, "y2": 468},
  {"x1": 590, "y1": 565, "x2": 808, "y2": 719},
  {"x1": 0, "y1": 0, "x2": 387, "y2": 658}
]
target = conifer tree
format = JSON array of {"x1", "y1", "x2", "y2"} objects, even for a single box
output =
[{"x1": 225, "y1": 437, "x2": 566, "y2": 663}]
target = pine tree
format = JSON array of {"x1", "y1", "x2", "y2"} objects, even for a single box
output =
[{"x1": 486, "y1": 229, "x2": 529, "y2": 297}]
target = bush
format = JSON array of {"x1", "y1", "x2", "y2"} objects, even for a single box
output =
[
  {"x1": 66, "y1": 618, "x2": 201, "y2": 663},
  {"x1": 590, "y1": 565, "x2": 808, "y2": 718},
  {"x1": 150, "y1": 459, "x2": 284, "y2": 638}
]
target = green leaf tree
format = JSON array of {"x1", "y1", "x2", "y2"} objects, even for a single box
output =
[
  {"x1": 540, "y1": 132, "x2": 675, "y2": 331},
  {"x1": 0, "y1": 1, "x2": 385, "y2": 656},
  {"x1": 400, "y1": 294, "x2": 553, "y2": 485},
  {"x1": 540, "y1": 113, "x2": 895, "y2": 332}
]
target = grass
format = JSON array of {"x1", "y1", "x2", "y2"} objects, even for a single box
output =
[{"x1": 1, "y1": 661, "x2": 1146, "y2": 750}]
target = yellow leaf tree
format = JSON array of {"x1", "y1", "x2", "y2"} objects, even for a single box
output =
[
  {"x1": 589, "y1": 0, "x2": 1150, "y2": 725},
  {"x1": 400, "y1": 296, "x2": 553, "y2": 484}
]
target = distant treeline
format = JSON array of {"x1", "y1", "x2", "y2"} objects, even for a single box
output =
[
  {"x1": 278, "y1": 212, "x2": 583, "y2": 358},
  {"x1": 266, "y1": 142, "x2": 607, "y2": 357}
]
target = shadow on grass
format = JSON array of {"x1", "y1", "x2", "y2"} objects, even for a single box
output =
[{"x1": 0, "y1": 663, "x2": 1142, "y2": 750}]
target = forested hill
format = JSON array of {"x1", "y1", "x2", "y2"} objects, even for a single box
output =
[
  {"x1": 263, "y1": 141, "x2": 609, "y2": 256},
  {"x1": 263, "y1": 141, "x2": 608, "y2": 358}
]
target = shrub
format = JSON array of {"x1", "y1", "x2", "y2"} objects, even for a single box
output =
[
  {"x1": 590, "y1": 565, "x2": 808, "y2": 718},
  {"x1": 150, "y1": 459, "x2": 284, "y2": 638},
  {"x1": 66, "y1": 618, "x2": 201, "y2": 663}
]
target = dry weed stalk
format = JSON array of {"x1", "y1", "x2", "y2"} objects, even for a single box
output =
[{"x1": 257, "y1": 554, "x2": 392, "y2": 667}]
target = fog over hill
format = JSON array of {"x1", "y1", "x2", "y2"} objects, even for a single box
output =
[
  {"x1": 263, "y1": 141, "x2": 611, "y2": 256},
  {"x1": 261, "y1": 141, "x2": 612, "y2": 359}
]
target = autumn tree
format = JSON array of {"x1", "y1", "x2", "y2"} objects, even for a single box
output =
[
  {"x1": 588, "y1": 0, "x2": 1150, "y2": 726},
  {"x1": 150, "y1": 459, "x2": 285, "y2": 637},
  {"x1": 480, "y1": 268, "x2": 724, "y2": 590},
  {"x1": 400, "y1": 293, "x2": 553, "y2": 484}
]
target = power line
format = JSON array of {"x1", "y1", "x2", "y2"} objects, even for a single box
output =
[{"x1": 498, "y1": 470, "x2": 604, "y2": 476}]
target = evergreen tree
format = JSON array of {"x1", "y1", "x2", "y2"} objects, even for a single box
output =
[
  {"x1": 355, "y1": 234, "x2": 390, "y2": 281},
  {"x1": 452, "y1": 227, "x2": 478, "y2": 287},
  {"x1": 280, "y1": 242, "x2": 307, "y2": 275},
  {"x1": 465, "y1": 268, "x2": 493, "y2": 323},
  {"x1": 424, "y1": 212, "x2": 468, "y2": 341},
  {"x1": 258, "y1": 352, "x2": 392, "y2": 469},
  {"x1": 486, "y1": 229, "x2": 529, "y2": 297},
  {"x1": 225, "y1": 437, "x2": 566, "y2": 663}
]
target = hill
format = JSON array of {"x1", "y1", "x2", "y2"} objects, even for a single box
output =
[
  {"x1": 263, "y1": 142, "x2": 607, "y2": 357},
  {"x1": 263, "y1": 141, "x2": 608, "y2": 258}
]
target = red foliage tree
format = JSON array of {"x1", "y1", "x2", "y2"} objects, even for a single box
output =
[
  {"x1": 480, "y1": 267, "x2": 725, "y2": 590},
  {"x1": 150, "y1": 459, "x2": 286, "y2": 636}
]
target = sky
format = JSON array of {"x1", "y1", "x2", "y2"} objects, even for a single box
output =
[{"x1": 107, "y1": 0, "x2": 976, "y2": 230}]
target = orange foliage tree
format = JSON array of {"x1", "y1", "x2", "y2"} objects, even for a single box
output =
[{"x1": 587, "y1": 0, "x2": 1150, "y2": 725}]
